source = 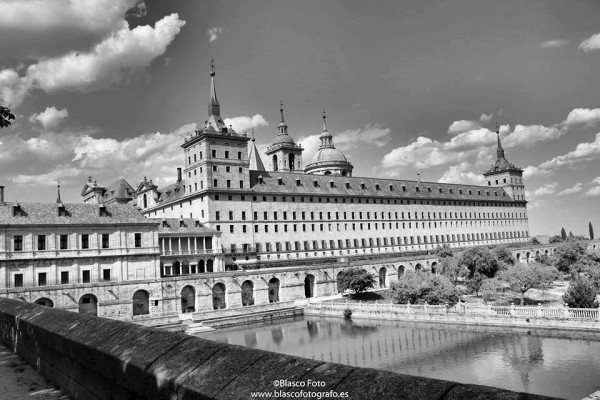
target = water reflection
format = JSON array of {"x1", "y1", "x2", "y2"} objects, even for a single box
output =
[{"x1": 198, "y1": 317, "x2": 600, "y2": 400}]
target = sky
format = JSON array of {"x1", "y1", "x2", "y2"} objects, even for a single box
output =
[{"x1": 1, "y1": 0, "x2": 599, "y2": 236}]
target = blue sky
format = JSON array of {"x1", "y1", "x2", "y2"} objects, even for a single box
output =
[{"x1": 1, "y1": 0, "x2": 599, "y2": 236}]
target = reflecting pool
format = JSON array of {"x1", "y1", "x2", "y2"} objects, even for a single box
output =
[{"x1": 197, "y1": 316, "x2": 600, "y2": 399}]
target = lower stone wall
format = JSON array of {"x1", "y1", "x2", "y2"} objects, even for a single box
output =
[{"x1": 0, "y1": 297, "x2": 563, "y2": 400}]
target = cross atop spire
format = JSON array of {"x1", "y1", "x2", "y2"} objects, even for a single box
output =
[
  {"x1": 208, "y1": 57, "x2": 220, "y2": 118},
  {"x1": 322, "y1": 108, "x2": 328, "y2": 132},
  {"x1": 56, "y1": 179, "x2": 62, "y2": 204},
  {"x1": 277, "y1": 100, "x2": 288, "y2": 134},
  {"x1": 210, "y1": 57, "x2": 215, "y2": 77}
]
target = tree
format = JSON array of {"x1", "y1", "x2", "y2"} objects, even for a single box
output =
[
  {"x1": 563, "y1": 275, "x2": 599, "y2": 308},
  {"x1": 531, "y1": 237, "x2": 541, "y2": 245},
  {"x1": 435, "y1": 245, "x2": 454, "y2": 259},
  {"x1": 498, "y1": 262, "x2": 559, "y2": 305},
  {"x1": 390, "y1": 271, "x2": 460, "y2": 306},
  {"x1": 590, "y1": 222, "x2": 595, "y2": 240},
  {"x1": 549, "y1": 235, "x2": 563, "y2": 244},
  {"x1": 0, "y1": 106, "x2": 15, "y2": 129},
  {"x1": 561, "y1": 227, "x2": 567, "y2": 241},
  {"x1": 458, "y1": 247, "x2": 501, "y2": 297},
  {"x1": 569, "y1": 231, "x2": 574, "y2": 238},
  {"x1": 481, "y1": 279, "x2": 503, "y2": 302},
  {"x1": 553, "y1": 240, "x2": 589, "y2": 274},
  {"x1": 337, "y1": 267, "x2": 375, "y2": 297},
  {"x1": 494, "y1": 246, "x2": 516, "y2": 267},
  {"x1": 439, "y1": 257, "x2": 467, "y2": 285}
]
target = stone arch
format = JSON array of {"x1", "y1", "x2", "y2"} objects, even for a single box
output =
[
  {"x1": 336, "y1": 271, "x2": 344, "y2": 293},
  {"x1": 207, "y1": 259, "x2": 214, "y2": 273},
  {"x1": 431, "y1": 261, "x2": 438, "y2": 274},
  {"x1": 241, "y1": 280, "x2": 255, "y2": 306},
  {"x1": 273, "y1": 155, "x2": 278, "y2": 171},
  {"x1": 289, "y1": 153, "x2": 295, "y2": 171},
  {"x1": 545, "y1": 249, "x2": 549, "y2": 256},
  {"x1": 304, "y1": 274, "x2": 315, "y2": 298},
  {"x1": 415, "y1": 263, "x2": 423, "y2": 272},
  {"x1": 132, "y1": 290, "x2": 150, "y2": 316},
  {"x1": 268, "y1": 277, "x2": 280, "y2": 303},
  {"x1": 324, "y1": 171, "x2": 332, "y2": 175},
  {"x1": 181, "y1": 285, "x2": 195, "y2": 313},
  {"x1": 398, "y1": 265, "x2": 405, "y2": 278},
  {"x1": 535, "y1": 250, "x2": 540, "y2": 257},
  {"x1": 212, "y1": 283, "x2": 226, "y2": 310},
  {"x1": 379, "y1": 267, "x2": 387, "y2": 288},
  {"x1": 516, "y1": 253, "x2": 521, "y2": 262},
  {"x1": 35, "y1": 297, "x2": 54, "y2": 308},
  {"x1": 341, "y1": 171, "x2": 348, "y2": 177},
  {"x1": 198, "y1": 259, "x2": 205, "y2": 273},
  {"x1": 526, "y1": 252, "x2": 531, "y2": 263},
  {"x1": 79, "y1": 294, "x2": 98, "y2": 316}
]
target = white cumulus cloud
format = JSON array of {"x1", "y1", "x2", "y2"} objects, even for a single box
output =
[
  {"x1": 29, "y1": 106, "x2": 69, "y2": 129},
  {"x1": 557, "y1": 182, "x2": 584, "y2": 196},
  {"x1": 437, "y1": 163, "x2": 484, "y2": 185},
  {"x1": 540, "y1": 39, "x2": 569, "y2": 49},
  {"x1": 532, "y1": 182, "x2": 558, "y2": 197},
  {"x1": 447, "y1": 120, "x2": 480, "y2": 135},
  {"x1": 334, "y1": 124, "x2": 393, "y2": 150},
  {"x1": 579, "y1": 33, "x2": 600, "y2": 53},
  {"x1": 223, "y1": 114, "x2": 269, "y2": 133},
  {"x1": 208, "y1": 27, "x2": 223, "y2": 43},
  {"x1": 563, "y1": 108, "x2": 600, "y2": 128}
]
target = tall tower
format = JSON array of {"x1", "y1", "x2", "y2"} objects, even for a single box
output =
[
  {"x1": 265, "y1": 101, "x2": 304, "y2": 172},
  {"x1": 181, "y1": 59, "x2": 251, "y2": 200},
  {"x1": 483, "y1": 126, "x2": 525, "y2": 201},
  {"x1": 305, "y1": 109, "x2": 353, "y2": 176}
]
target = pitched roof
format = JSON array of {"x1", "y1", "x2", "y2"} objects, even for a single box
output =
[
  {"x1": 151, "y1": 218, "x2": 218, "y2": 235},
  {"x1": 248, "y1": 140, "x2": 266, "y2": 171},
  {"x1": 0, "y1": 202, "x2": 155, "y2": 226},
  {"x1": 249, "y1": 171, "x2": 517, "y2": 202},
  {"x1": 101, "y1": 178, "x2": 134, "y2": 203}
]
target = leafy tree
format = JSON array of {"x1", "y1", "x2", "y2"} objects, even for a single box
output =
[
  {"x1": 337, "y1": 267, "x2": 375, "y2": 297},
  {"x1": 561, "y1": 227, "x2": 567, "y2": 241},
  {"x1": 590, "y1": 222, "x2": 595, "y2": 240},
  {"x1": 535, "y1": 253, "x2": 552, "y2": 266},
  {"x1": 494, "y1": 246, "x2": 516, "y2": 267},
  {"x1": 553, "y1": 240, "x2": 589, "y2": 274},
  {"x1": 481, "y1": 278, "x2": 503, "y2": 302},
  {"x1": 390, "y1": 271, "x2": 460, "y2": 306},
  {"x1": 569, "y1": 231, "x2": 574, "y2": 238},
  {"x1": 569, "y1": 253, "x2": 600, "y2": 289},
  {"x1": 0, "y1": 106, "x2": 15, "y2": 129},
  {"x1": 435, "y1": 245, "x2": 454, "y2": 259},
  {"x1": 459, "y1": 247, "x2": 501, "y2": 297},
  {"x1": 549, "y1": 235, "x2": 563, "y2": 244},
  {"x1": 563, "y1": 275, "x2": 599, "y2": 308},
  {"x1": 531, "y1": 237, "x2": 541, "y2": 245},
  {"x1": 439, "y1": 256, "x2": 467, "y2": 285},
  {"x1": 498, "y1": 262, "x2": 559, "y2": 305}
]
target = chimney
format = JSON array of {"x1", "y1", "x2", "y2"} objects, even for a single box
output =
[
  {"x1": 177, "y1": 168, "x2": 182, "y2": 183},
  {"x1": 0, "y1": 186, "x2": 4, "y2": 204}
]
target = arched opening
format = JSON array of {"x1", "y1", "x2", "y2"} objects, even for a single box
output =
[
  {"x1": 341, "y1": 171, "x2": 348, "y2": 176},
  {"x1": 289, "y1": 153, "x2": 295, "y2": 171},
  {"x1": 336, "y1": 271, "x2": 344, "y2": 293},
  {"x1": 398, "y1": 265, "x2": 405, "y2": 278},
  {"x1": 241, "y1": 280, "x2": 255, "y2": 306},
  {"x1": 526, "y1": 252, "x2": 531, "y2": 263},
  {"x1": 304, "y1": 274, "x2": 315, "y2": 298},
  {"x1": 181, "y1": 285, "x2": 195, "y2": 313},
  {"x1": 379, "y1": 267, "x2": 387, "y2": 288},
  {"x1": 143, "y1": 193, "x2": 147, "y2": 208},
  {"x1": 516, "y1": 253, "x2": 521, "y2": 262},
  {"x1": 35, "y1": 298, "x2": 53, "y2": 308},
  {"x1": 415, "y1": 263, "x2": 423, "y2": 272},
  {"x1": 198, "y1": 259, "x2": 205, "y2": 273},
  {"x1": 212, "y1": 283, "x2": 226, "y2": 310},
  {"x1": 273, "y1": 155, "x2": 278, "y2": 171},
  {"x1": 133, "y1": 290, "x2": 150, "y2": 316},
  {"x1": 535, "y1": 251, "x2": 540, "y2": 257},
  {"x1": 545, "y1": 249, "x2": 549, "y2": 255},
  {"x1": 268, "y1": 278, "x2": 280, "y2": 303},
  {"x1": 79, "y1": 294, "x2": 98, "y2": 316},
  {"x1": 207, "y1": 259, "x2": 214, "y2": 273},
  {"x1": 324, "y1": 171, "x2": 332, "y2": 175},
  {"x1": 431, "y1": 262, "x2": 438, "y2": 274}
]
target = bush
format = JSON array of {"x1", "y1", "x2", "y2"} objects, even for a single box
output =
[
  {"x1": 337, "y1": 267, "x2": 376, "y2": 297},
  {"x1": 563, "y1": 275, "x2": 599, "y2": 308},
  {"x1": 480, "y1": 279, "x2": 502, "y2": 302},
  {"x1": 391, "y1": 271, "x2": 460, "y2": 306},
  {"x1": 343, "y1": 309, "x2": 352, "y2": 319}
]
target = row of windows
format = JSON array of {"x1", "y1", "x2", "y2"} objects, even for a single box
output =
[
  {"x1": 214, "y1": 210, "x2": 527, "y2": 222},
  {"x1": 12, "y1": 269, "x2": 112, "y2": 288},
  {"x1": 11, "y1": 233, "x2": 143, "y2": 252},
  {"x1": 187, "y1": 165, "x2": 244, "y2": 178},
  {"x1": 186, "y1": 150, "x2": 243, "y2": 165},
  {"x1": 229, "y1": 231, "x2": 527, "y2": 254}
]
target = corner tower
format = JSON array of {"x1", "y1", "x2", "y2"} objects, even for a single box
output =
[
  {"x1": 305, "y1": 109, "x2": 353, "y2": 176},
  {"x1": 265, "y1": 102, "x2": 303, "y2": 172},
  {"x1": 483, "y1": 126, "x2": 525, "y2": 201}
]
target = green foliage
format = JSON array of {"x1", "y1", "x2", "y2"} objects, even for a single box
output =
[
  {"x1": 561, "y1": 227, "x2": 567, "y2": 241},
  {"x1": 343, "y1": 309, "x2": 352, "y2": 319},
  {"x1": 391, "y1": 271, "x2": 460, "y2": 306},
  {"x1": 459, "y1": 247, "x2": 501, "y2": 279},
  {"x1": 563, "y1": 275, "x2": 599, "y2": 308},
  {"x1": 535, "y1": 253, "x2": 552, "y2": 266},
  {"x1": 531, "y1": 237, "x2": 541, "y2": 245},
  {"x1": 553, "y1": 240, "x2": 589, "y2": 274},
  {"x1": 549, "y1": 235, "x2": 563, "y2": 244},
  {"x1": 435, "y1": 245, "x2": 454, "y2": 259},
  {"x1": 0, "y1": 106, "x2": 15, "y2": 129},
  {"x1": 337, "y1": 267, "x2": 375, "y2": 296},
  {"x1": 497, "y1": 262, "x2": 559, "y2": 305},
  {"x1": 590, "y1": 222, "x2": 595, "y2": 240},
  {"x1": 439, "y1": 257, "x2": 467, "y2": 285},
  {"x1": 494, "y1": 246, "x2": 516, "y2": 267},
  {"x1": 480, "y1": 279, "x2": 503, "y2": 302}
]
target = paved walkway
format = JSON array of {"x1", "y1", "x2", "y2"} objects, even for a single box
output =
[{"x1": 0, "y1": 343, "x2": 69, "y2": 400}]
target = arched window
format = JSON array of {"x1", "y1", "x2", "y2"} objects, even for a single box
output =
[
  {"x1": 181, "y1": 285, "x2": 195, "y2": 313},
  {"x1": 379, "y1": 267, "x2": 387, "y2": 288},
  {"x1": 79, "y1": 294, "x2": 98, "y2": 316},
  {"x1": 133, "y1": 290, "x2": 150, "y2": 316},
  {"x1": 273, "y1": 155, "x2": 278, "y2": 171},
  {"x1": 269, "y1": 278, "x2": 280, "y2": 303},
  {"x1": 212, "y1": 283, "x2": 226, "y2": 309},
  {"x1": 143, "y1": 193, "x2": 148, "y2": 208},
  {"x1": 241, "y1": 280, "x2": 255, "y2": 306},
  {"x1": 289, "y1": 153, "x2": 295, "y2": 170},
  {"x1": 35, "y1": 298, "x2": 54, "y2": 308},
  {"x1": 304, "y1": 275, "x2": 315, "y2": 298}
]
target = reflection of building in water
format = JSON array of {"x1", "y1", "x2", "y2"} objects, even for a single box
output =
[
  {"x1": 271, "y1": 327, "x2": 284, "y2": 346},
  {"x1": 502, "y1": 335, "x2": 544, "y2": 390}
]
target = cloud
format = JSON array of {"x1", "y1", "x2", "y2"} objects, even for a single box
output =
[
  {"x1": 29, "y1": 106, "x2": 69, "y2": 129},
  {"x1": 437, "y1": 162, "x2": 485, "y2": 185},
  {"x1": 208, "y1": 27, "x2": 223, "y2": 43},
  {"x1": 223, "y1": 114, "x2": 268, "y2": 133},
  {"x1": 297, "y1": 134, "x2": 321, "y2": 166},
  {"x1": 480, "y1": 113, "x2": 493, "y2": 123},
  {"x1": 0, "y1": 13, "x2": 185, "y2": 106},
  {"x1": 447, "y1": 120, "x2": 480, "y2": 135},
  {"x1": 382, "y1": 136, "x2": 464, "y2": 169},
  {"x1": 557, "y1": 182, "x2": 584, "y2": 196},
  {"x1": 540, "y1": 39, "x2": 569, "y2": 49},
  {"x1": 584, "y1": 177, "x2": 600, "y2": 196},
  {"x1": 503, "y1": 124, "x2": 564, "y2": 148},
  {"x1": 538, "y1": 133, "x2": 600, "y2": 170},
  {"x1": 334, "y1": 124, "x2": 392, "y2": 150},
  {"x1": 563, "y1": 108, "x2": 600, "y2": 128},
  {"x1": 579, "y1": 33, "x2": 600, "y2": 53},
  {"x1": 523, "y1": 165, "x2": 551, "y2": 179},
  {"x1": 532, "y1": 182, "x2": 558, "y2": 197}
]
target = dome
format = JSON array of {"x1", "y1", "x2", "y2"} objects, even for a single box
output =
[
  {"x1": 311, "y1": 147, "x2": 348, "y2": 164},
  {"x1": 272, "y1": 133, "x2": 296, "y2": 146}
]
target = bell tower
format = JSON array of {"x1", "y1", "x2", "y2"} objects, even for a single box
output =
[
  {"x1": 265, "y1": 101, "x2": 304, "y2": 172},
  {"x1": 482, "y1": 126, "x2": 525, "y2": 201}
]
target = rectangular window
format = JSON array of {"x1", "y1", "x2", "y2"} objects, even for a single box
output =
[
  {"x1": 14, "y1": 274, "x2": 23, "y2": 288},
  {"x1": 227, "y1": 180, "x2": 231, "y2": 188},
  {"x1": 103, "y1": 269, "x2": 111, "y2": 281},
  {"x1": 82, "y1": 270, "x2": 91, "y2": 283},
  {"x1": 37, "y1": 235, "x2": 46, "y2": 250},
  {"x1": 81, "y1": 234, "x2": 89, "y2": 249},
  {"x1": 238, "y1": 151, "x2": 242, "y2": 159},
  {"x1": 102, "y1": 233, "x2": 110, "y2": 249},
  {"x1": 213, "y1": 179, "x2": 218, "y2": 187},
  {"x1": 229, "y1": 211, "x2": 234, "y2": 220},
  {"x1": 239, "y1": 180, "x2": 244, "y2": 188},
  {"x1": 212, "y1": 150, "x2": 216, "y2": 157},
  {"x1": 61, "y1": 271, "x2": 69, "y2": 285},
  {"x1": 38, "y1": 272, "x2": 47, "y2": 286},
  {"x1": 134, "y1": 233, "x2": 142, "y2": 248},
  {"x1": 59, "y1": 234, "x2": 68, "y2": 250},
  {"x1": 225, "y1": 150, "x2": 229, "y2": 159},
  {"x1": 14, "y1": 235, "x2": 23, "y2": 251}
]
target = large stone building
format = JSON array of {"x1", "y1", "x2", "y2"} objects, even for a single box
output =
[{"x1": 133, "y1": 64, "x2": 530, "y2": 269}]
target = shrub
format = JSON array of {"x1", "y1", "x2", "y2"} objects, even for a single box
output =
[
  {"x1": 343, "y1": 309, "x2": 352, "y2": 319},
  {"x1": 563, "y1": 275, "x2": 599, "y2": 308},
  {"x1": 497, "y1": 262, "x2": 559, "y2": 305},
  {"x1": 480, "y1": 279, "x2": 502, "y2": 302},
  {"x1": 337, "y1": 267, "x2": 376, "y2": 297},
  {"x1": 391, "y1": 271, "x2": 460, "y2": 306}
]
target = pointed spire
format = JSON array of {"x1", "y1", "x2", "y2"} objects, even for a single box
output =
[
  {"x1": 208, "y1": 57, "x2": 220, "y2": 117},
  {"x1": 322, "y1": 108, "x2": 328, "y2": 132},
  {"x1": 56, "y1": 179, "x2": 62, "y2": 204},
  {"x1": 496, "y1": 123, "x2": 505, "y2": 160},
  {"x1": 277, "y1": 100, "x2": 288, "y2": 134},
  {"x1": 248, "y1": 138, "x2": 266, "y2": 171},
  {"x1": 279, "y1": 100, "x2": 285, "y2": 123}
]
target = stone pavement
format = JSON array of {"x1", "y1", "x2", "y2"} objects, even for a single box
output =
[{"x1": 0, "y1": 343, "x2": 69, "y2": 400}]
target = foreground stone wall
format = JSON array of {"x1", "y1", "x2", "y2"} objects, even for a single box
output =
[{"x1": 0, "y1": 297, "x2": 562, "y2": 400}]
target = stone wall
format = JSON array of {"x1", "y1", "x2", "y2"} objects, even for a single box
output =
[{"x1": 0, "y1": 297, "x2": 562, "y2": 400}]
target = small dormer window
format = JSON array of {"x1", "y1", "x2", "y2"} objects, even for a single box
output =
[
  {"x1": 195, "y1": 220, "x2": 201, "y2": 227},
  {"x1": 449, "y1": 189, "x2": 453, "y2": 194},
  {"x1": 360, "y1": 183, "x2": 366, "y2": 190},
  {"x1": 179, "y1": 218, "x2": 185, "y2": 227},
  {"x1": 98, "y1": 205, "x2": 108, "y2": 217},
  {"x1": 389, "y1": 185, "x2": 394, "y2": 191},
  {"x1": 329, "y1": 181, "x2": 335, "y2": 188},
  {"x1": 162, "y1": 219, "x2": 168, "y2": 228},
  {"x1": 295, "y1": 178, "x2": 301, "y2": 187},
  {"x1": 438, "y1": 188, "x2": 443, "y2": 193},
  {"x1": 278, "y1": 178, "x2": 284, "y2": 186},
  {"x1": 345, "y1": 182, "x2": 351, "y2": 189},
  {"x1": 12, "y1": 203, "x2": 22, "y2": 217},
  {"x1": 57, "y1": 204, "x2": 67, "y2": 217},
  {"x1": 486, "y1": 191, "x2": 490, "y2": 196},
  {"x1": 459, "y1": 189, "x2": 463, "y2": 194},
  {"x1": 258, "y1": 175, "x2": 264, "y2": 184},
  {"x1": 427, "y1": 187, "x2": 432, "y2": 193},
  {"x1": 402, "y1": 186, "x2": 407, "y2": 192},
  {"x1": 478, "y1": 190, "x2": 481, "y2": 195},
  {"x1": 468, "y1": 190, "x2": 472, "y2": 195},
  {"x1": 415, "y1": 187, "x2": 420, "y2": 192},
  {"x1": 313, "y1": 180, "x2": 318, "y2": 187},
  {"x1": 494, "y1": 191, "x2": 498, "y2": 196},
  {"x1": 375, "y1": 184, "x2": 380, "y2": 191}
]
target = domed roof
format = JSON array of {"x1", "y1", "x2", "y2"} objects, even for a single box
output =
[
  {"x1": 311, "y1": 147, "x2": 349, "y2": 164},
  {"x1": 272, "y1": 133, "x2": 296, "y2": 146}
]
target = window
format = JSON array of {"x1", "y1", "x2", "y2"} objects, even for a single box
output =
[
  {"x1": 134, "y1": 233, "x2": 142, "y2": 247},
  {"x1": 238, "y1": 151, "x2": 242, "y2": 160},
  {"x1": 81, "y1": 234, "x2": 89, "y2": 249},
  {"x1": 102, "y1": 269, "x2": 111, "y2": 281},
  {"x1": 225, "y1": 150, "x2": 229, "y2": 159},
  {"x1": 102, "y1": 234, "x2": 110, "y2": 249},
  {"x1": 14, "y1": 235, "x2": 23, "y2": 251},
  {"x1": 14, "y1": 274, "x2": 23, "y2": 288},
  {"x1": 213, "y1": 179, "x2": 218, "y2": 187},
  {"x1": 61, "y1": 271, "x2": 69, "y2": 285},
  {"x1": 82, "y1": 270, "x2": 91, "y2": 283},
  {"x1": 37, "y1": 235, "x2": 46, "y2": 250},
  {"x1": 212, "y1": 150, "x2": 216, "y2": 157},
  {"x1": 38, "y1": 272, "x2": 47, "y2": 286}
]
